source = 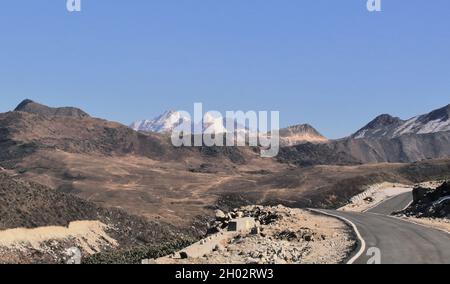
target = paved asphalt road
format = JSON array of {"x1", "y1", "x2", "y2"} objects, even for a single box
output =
[
  {"x1": 319, "y1": 192, "x2": 450, "y2": 264},
  {"x1": 366, "y1": 191, "x2": 413, "y2": 215}
]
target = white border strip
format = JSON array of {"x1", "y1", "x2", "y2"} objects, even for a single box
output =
[
  {"x1": 401, "y1": 200, "x2": 413, "y2": 211},
  {"x1": 309, "y1": 209, "x2": 366, "y2": 264}
]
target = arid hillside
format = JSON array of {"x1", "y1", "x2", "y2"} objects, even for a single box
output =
[{"x1": 0, "y1": 171, "x2": 195, "y2": 263}]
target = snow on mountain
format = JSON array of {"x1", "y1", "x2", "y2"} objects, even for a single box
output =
[
  {"x1": 130, "y1": 110, "x2": 189, "y2": 133},
  {"x1": 394, "y1": 105, "x2": 450, "y2": 136},
  {"x1": 352, "y1": 104, "x2": 450, "y2": 139},
  {"x1": 131, "y1": 111, "x2": 329, "y2": 147},
  {"x1": 130, "y1": 111, "x2": 249, "y2": 134},
  {"x1": 202, "y1": 112, "x2": 228, "y2": 134}
]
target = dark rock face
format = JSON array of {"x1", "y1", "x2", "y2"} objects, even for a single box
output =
[
  {"x1": 14, "y1": 99, "x2": 90, "y2": 118},
  {"x1": 412, "y1": 187, "x2": 434, "y2": 204},
  {"x1": 398, "y1": 182, "x2": 450, "y2": 218},
  {"x1": 363, "y1": 114, "x2": 403, "y2": 129},
  {"x1": 421, "y1": 104, "x2": 450, "y2": 122},
  {"x1": 277, "y1": 142, "x2": 360, "y2": 166},
  {"x1": 351, "y1": 114, "x2": 404, "y2": 139}
]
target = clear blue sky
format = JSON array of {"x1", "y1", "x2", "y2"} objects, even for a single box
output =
[{"x1": 1, "y1": 0, "x2": 449, "y2": 138}]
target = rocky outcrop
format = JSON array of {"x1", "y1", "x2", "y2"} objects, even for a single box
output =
[
  {"x1": 279, "y1": 124, "x2": 328, "y2": 146},
  {"x1": 277, "y1": 142, "x2": 360, "y2": 166},
  {"x1": 396, "y1": 182, "x2": 450, "y2": 218}
]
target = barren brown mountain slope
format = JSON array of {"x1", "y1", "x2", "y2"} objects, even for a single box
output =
[
  {"x1": 0, "y1": 170, "x2": 192, "y2": 247},
  {"x1": 8, "y1": 148, "x2": 450, "y2": 229}
]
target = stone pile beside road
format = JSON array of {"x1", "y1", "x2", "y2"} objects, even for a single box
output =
[{"x1": 153, "y1": 205, "x2": 355, "y2": 264}]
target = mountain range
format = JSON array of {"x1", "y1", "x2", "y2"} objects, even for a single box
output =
[
  {"x1": 130, "y1": 110, "x2": 251, "y2": 136},
  {"x1": 131, "y1": 111, "x2": 328, "y2": 146},
  {"x1": 130, "y1": 104, "x2": 450, "y2": 155},
  {"x1": 3, "y1": 99, "x2": 449, "y2": 166},
  {"x1": 278, "y1": 104, "x2": 450, "y2": 165},
  {"x1": 1, "y1": 99, "x2": 450, "y2": 263}
]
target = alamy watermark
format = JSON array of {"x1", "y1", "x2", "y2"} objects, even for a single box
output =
[
  {"x1": 67, "y1": 0, "x2": 81, "y2": 12},
  {"x1": 170, "y1": 103, "x2": 280, "y2": 158},
  {"x1": 367, "y1": 0, "x2": 382, "y2": 12},
  {"x1": 67, "y1": 1, "x2": 380, "y2": 13}
]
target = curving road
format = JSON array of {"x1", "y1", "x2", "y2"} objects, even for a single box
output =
[
  {"x1": 315, "y1": 192, "x2": 450, "y2": 264},
  {"x1": 365, "y1": 191, "x2": 413, "y2": 215}
]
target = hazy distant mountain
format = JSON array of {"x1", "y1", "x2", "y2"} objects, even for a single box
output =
[
  {"x1": 352, "y1": 104, "x2": 450, "y2": 139},
  {"x1": 279, "y1": 124, "x2": 328, "y2": 146}
]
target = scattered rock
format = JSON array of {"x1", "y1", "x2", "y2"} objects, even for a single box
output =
[
  {"x1": 363, "y1": 197, "x2": 374, "y2": 203},
  {"x1": 158, "y1": 205, "x2": 355, "y2": 265},
  {"x1": 64, "y1": 247, "x2": 82, "y2": 264},
  {"x1": 251, "y1": 226, "x2": 260, "y2": 235},
  {"x1": 215, "y1": 210, "x2": 227, "y2": 221},
  {"x1": 245, "y1": 257, "x2": 259, "y2": 264},
  {"x1": 214, "y1": 244, "x2": 225, "y2": 252}
]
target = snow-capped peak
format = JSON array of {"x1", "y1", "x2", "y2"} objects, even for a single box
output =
[
  {"x1": 351, "y1": 104, "x2": 450, "y2": 139},
  {"x1": 202, "y1": 113, "x2": 227, "y2": 134},
  {"x1": 130, "y1": 110, "x2": 243, "y2": 134},
  {"x1": 130, "y1": 110, "x2": 190, "y2": 133}
]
